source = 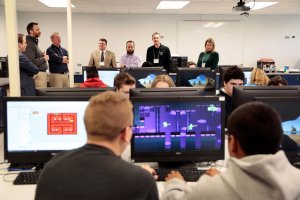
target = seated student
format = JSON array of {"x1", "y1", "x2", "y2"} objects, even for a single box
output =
[
  {"x1": 219, "y1": 66, "x2": 244, "y2": 124},
  {"x1": 114, "y1": 72, "x2": 136, "y2": 98},
  {"x1": 162, "y1": 102, "x2": 300, "y2": 200},
  {"x1": 187, "y1": 61, "x2": 197, "y2": 68},
  {"x1": 150, "y1": 74, "x2": 175, "y2": 88},
  {"x1": 268, "y1": 75, "x2": 288, "y2": 86},
  {"x1": 250, "y1": 67, "x2": 269, "y2": 86},
  {"x1": 80, "y1": 66, "x2": 107, "y2": 88},
  {"x1": 35, "y1": 92, "x2": 158, "y2": 200}
]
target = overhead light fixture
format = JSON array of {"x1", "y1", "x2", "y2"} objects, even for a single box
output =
[
  {"x1": 245, "y1": 2, "x2": 278, "y2": 10},
  {"x1": 157, "y1": 1, "x2": 190, "y2": 9},
  {"x1": 38, "y1": 0, "x2": 75, "y2": 8}
]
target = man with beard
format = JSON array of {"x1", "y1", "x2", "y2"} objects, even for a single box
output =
[
  {"x1": 119, "y1": 40, "x2": 142, "y2": 68},
  {"x1": 24, "y1": 22, "x2": 49, "y2": 88}
]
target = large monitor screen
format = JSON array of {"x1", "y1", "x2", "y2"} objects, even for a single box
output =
[
  {"x1": 176, "y1": 68, "x2": 216, "y2": 94},
  {"x1": 4, "y1": 97, "x2": 89, "y2": 167},
  {"x1": 127, "y1": 67, "x2": 167, "y2": 88},
  {"x1": 82, "y1": 66, "x2": 120, "y2": 87},
  {"x1": 254, "y1": 97, "x2": 300, "y2": 163},
  {"x1": 131, "y1": 96, "x2": 225, "y2": 163}
]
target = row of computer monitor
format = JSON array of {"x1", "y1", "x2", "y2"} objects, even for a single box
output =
[
  {"x1": 81, "y1": 66, "x2": 253, "y2": 91},
  {"x1": 3, "y1": 86, "x2": 300, "y2": 170}
]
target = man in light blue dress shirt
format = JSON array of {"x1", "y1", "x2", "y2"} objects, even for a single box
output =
[{"x1": 119, "y1": 40, "x2": 142, "y2": 68}]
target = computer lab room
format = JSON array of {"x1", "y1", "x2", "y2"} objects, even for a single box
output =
[{"x1": 0, "y1": 0, "x2": 300, "y2": 199}]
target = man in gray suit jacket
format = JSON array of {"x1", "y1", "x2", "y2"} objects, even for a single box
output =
[{"x1": 88, "y1": 38, "x2": 117, "y2": 68}]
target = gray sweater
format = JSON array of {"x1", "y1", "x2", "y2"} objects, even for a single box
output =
[
  {"x1": 162, "y1": 151, "x2": 300, "y2": 200},
  {"x1": 24, "y1": 35, "x2": 48, "y2": 71}
]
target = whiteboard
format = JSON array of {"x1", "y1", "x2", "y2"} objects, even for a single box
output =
[{"x1": 177, "y1": 20, "x2": 244, "y2": 66}]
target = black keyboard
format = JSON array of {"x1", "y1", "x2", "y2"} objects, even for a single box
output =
[
  {"x1": 155, "y1": 168, "x2": 205, "y2": 182},
  {"x1": 13, "y1": 171, "x2": 41, "y2": 185}
]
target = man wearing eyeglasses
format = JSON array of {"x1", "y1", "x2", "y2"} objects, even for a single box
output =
[
  {"x1": 162, "y1": 102, "x2": 300, "y2": 200},
  {"x1": 219, "y1": 66, "x2": 244, "y2": 124},
  {"x1": 35, "y1": 91, "x2": 158, "y2": 200},
  {"x1": 88, "y1": 38, "x2": 117, "y2": 68}
]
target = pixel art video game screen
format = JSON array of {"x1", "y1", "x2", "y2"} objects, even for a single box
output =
[{"x1": 131, "y1": 98, "x2": 223, "y2": 160}]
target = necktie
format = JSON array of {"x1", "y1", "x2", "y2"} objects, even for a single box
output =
[{"x1": 100, "y1": 51, "x2": 104, "y2": 62}]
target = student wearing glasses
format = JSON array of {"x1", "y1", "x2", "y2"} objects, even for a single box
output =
[
  {"x1": 219, "y1": 66, "x2": 245, "y2": 124},
  {"x1": 88, "y1": 38, "x2": 117, "y2": 68}
]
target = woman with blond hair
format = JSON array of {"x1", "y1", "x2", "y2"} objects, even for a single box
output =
[
  {"x1": 197, "y1": 38, "x2": 219, "y2": 70},
  {"x1": 250, "y1": 67, "x2": 270, "y2": 86},
  {"x1": 151, "y1": 74, "x2": 175, "y2": 88}
]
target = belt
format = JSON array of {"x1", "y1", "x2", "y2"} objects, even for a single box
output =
[{"x1": 52, "y1": 72, "x2": 68, "y2": 74}]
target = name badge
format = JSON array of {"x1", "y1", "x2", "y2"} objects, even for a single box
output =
[
  {"x1": 201, "y1": 63, "x2": 206, "y2": 68},
  {"x1": 154, "y1": 59, "x2": 159, "y2": 64},
  {"x1": 99, "y1": 61, "x2": 105, "y2": 66}
]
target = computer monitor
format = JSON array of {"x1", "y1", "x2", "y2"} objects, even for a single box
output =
[
  {"x1": 3, "y1": 96, "x2": 89, "y2": 169},
  {"x1": 254, "y1": 97, "x2": 300, "y2": 164},
  {"x1": 36, "y1": 87, "x2": 115, "y2": 97},
  {"x1": 130, "y1": 87, "x2": 205, "y2": 98},
  {"x1": 82, "y1": 66, "x2": 120, "y2": 87},
  {"x1": 176, "y1": 67, "x2": 216, "y2": 94},
  {"x1": 130, "y1": 96, "x2": 225, "y2": 165},
  {"x1": 127, "y1": 67, "x2": 167, "y2": 88},
  {"x1": 232, "y1": 86, "x2": 300, "y2": 109},
  {"x1": 171, "y1": 56, "x2": 188, "y2": 68}
]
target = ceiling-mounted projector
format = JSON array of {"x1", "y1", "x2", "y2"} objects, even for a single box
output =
[{"x1": 233, "y1": 0, "x2": 250, "y2": 12}]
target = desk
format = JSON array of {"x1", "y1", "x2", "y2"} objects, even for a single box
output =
[{"x1": 0, "y1": 133, "x2": 228, "y2": 200}]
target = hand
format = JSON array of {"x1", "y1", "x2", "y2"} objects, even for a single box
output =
[
  {"x1": 205, "y1": 168, "x2": 220, "y2": 177},
  {"x1": 43, "y1": 54, "x2": 49, "y2": 62},
  {"x1": 62, "y1": 56, "x2": 69, "y2": 64},
  {"x1": 165, "y1": 170, "x2": 184, "y2": 182},
  {"x1": 141, "y1": 165, "x2": 158, "y2": 180}
]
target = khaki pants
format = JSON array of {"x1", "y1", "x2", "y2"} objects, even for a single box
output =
[
  {"x1": 34, "y1": 71, "x2": 48, "y2": 88},
  {"x1": 49, "y1": 73, "x2": 70, "y2": 88}
]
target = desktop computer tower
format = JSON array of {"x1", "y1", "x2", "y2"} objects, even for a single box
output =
[{"x1": 171, "y1": 56, "x2": 188, "y2": 70}]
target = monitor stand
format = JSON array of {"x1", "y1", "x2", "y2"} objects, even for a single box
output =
[
  {"x1": 8, "y1": 163, "x2": 44, "y2": 171},
  {"x1": 158, "y1": 161, "x2": 197, "y2": 169}
]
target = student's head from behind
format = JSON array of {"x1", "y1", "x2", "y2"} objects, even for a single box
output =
[
  {"x1": 18, "y1": 34, "x2": 27, "y2": 52},
  {"x1": 84, "y1": 91, "x2": 133, "y2": 154},
  {"x1": 86, "y1": 66, "x2": 99, "y2": 79},
  {"x1": 187, "y1": 61, "x2": 197, "y2": 68},
  {"x1": 223, "y1": 66, "x2": 244, "y2": 96},
  {"x1": 114, "y1": 72, "x2": 136, "y2": 98},
  {"x1": 227, "y1": 102, "x2": 283, "y2": 158},
  {"x1": 250, "y1": 67, "x2": 269, "y2": 86},
  {"x1": 268, "y1": 75, "x2": 288, "y2": 86},
  {"x1": 204, "y1": 38, "x2": 215, "y2": 53},
  {"x1": 151, "y1": 74, "x2": 175, "y2": 88}
]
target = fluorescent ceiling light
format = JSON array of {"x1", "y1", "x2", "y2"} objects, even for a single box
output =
[
  {"x1": 245, "y1": 2, "x2": 278, "y2": 10},
  {"x1": 38, "y1": 0, "x2": 75, "y2": 8},
  {"x1": 157, "y1": 1, "x2": 190, "y2": 9}
]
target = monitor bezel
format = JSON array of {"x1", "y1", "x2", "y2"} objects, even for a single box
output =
[
  {"x1": 36, "y1": 87, "x2": 115, "y2": 96},
  {"x1": 129, "y1": 87, "x2": 205, "y2": 98},
  {"x1": 3, "y1": 96, "x2": 90, "y2": 166},
  {"x1": 130, "y1": 96, "x2": 225, "y2": 163}
]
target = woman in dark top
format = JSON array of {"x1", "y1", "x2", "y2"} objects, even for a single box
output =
[{"x1": 197, "y1": 38, "x2": 219, "y2": 70}]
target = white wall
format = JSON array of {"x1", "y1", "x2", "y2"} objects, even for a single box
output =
[{"x1": 1, "y1": 7, "x2": 299, "y2": 72}]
